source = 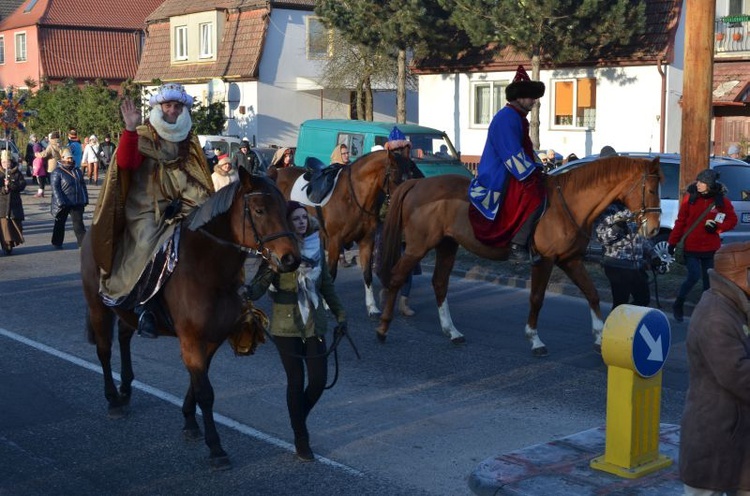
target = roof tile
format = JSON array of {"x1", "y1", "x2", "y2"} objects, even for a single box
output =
[{"x1": 1, "y1": 0, "x2": 163, "y2": 31}]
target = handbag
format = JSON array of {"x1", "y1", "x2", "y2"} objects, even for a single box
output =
[{"x1": 674, "y1": 204, "x2": 714, "y2": 265}]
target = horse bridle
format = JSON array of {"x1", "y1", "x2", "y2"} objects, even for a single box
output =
[
  {"x1": 346, "y1": 154, "x2": 401, "y2": 216},
  {"x1": 555, "y1": 166, "x2": 662, "y2": 236}
]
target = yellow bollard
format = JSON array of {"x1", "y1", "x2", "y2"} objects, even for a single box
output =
[{"x1": 590, "y1": 304, "x2": 673, "y2": 478}]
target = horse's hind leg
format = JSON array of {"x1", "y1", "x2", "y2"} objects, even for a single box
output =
[
  {"x1": 432, "y1": 238, "x2": 465, "y2": 344},
  {"x1": 181, "y1": 383, "x2": 202, "y2": 441},
  {"x1": 376, "y1": 252, "x2": 423, "y2": 342},
  {"x1": 556, "y1": 258, "x2": 604, "y2": 352},
  {"x1": 116, "y1": 319, "x2": 135, "y2": 402},
  {"x1": 526, "y1": 258, "x2": 555, "y2": 357}
]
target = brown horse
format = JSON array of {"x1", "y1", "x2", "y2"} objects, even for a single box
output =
[
  {"x1": 377, "y1": 156, "x2": 662, "y2": 355},
  {"x1": 80, "y1": 169, "x2": 300, "y2": 470},
  {"x1": 274, "y1": 149, "x2": 408, "y2": 315}
]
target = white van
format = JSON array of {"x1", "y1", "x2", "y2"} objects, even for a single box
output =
[{"x1": 197, "y1": 135, "x2": 243, "y2": 159}]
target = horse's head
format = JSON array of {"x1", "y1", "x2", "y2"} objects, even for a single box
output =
[
  {"x1": 233, "y1": 168, "x2": 300, "y2": 272},
  {"x1": 619, "y1": 157, "x2": 663, "y2": 238}
]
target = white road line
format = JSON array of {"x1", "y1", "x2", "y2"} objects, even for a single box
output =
[{"x1": 0, "y1": 327, "x2": 363, "y2": 476}]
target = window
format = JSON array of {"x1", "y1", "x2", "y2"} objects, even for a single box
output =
[
  {"x1": 14, "y1": 32, "x2": 26, "y2": 62},
  {"x1": 336, "y1": 133, "x2": 365, "y2": 161},
  {"x1": 24, "y1": 0, "x2": 39, "y2": 12},
  {"x1": 307, "y1": 17, "x2": 330, "y2": 59},
  {"x1": 0, "y1": 37, "x2": 4, "y2": 65},
  {"x1": 199, "y1": 22, "x2": 213, "y2": 59},
  {"x1": 729, "y1": 0, "x2": 744, "y2": 16},
  {"x1": 471, "y1": 81, "x2": 507, "y2": 126},
  {"x1": 174, "y1": 25, "x2": 187, "y2": 60},
  {"x1": 553, "y1": 78, "x2": 596, "y2": 129}
]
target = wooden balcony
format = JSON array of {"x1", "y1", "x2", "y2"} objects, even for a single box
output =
[{"x1": 716, "y1": 16, "x2": 750, "y2": 55}]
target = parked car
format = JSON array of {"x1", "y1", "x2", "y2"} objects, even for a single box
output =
[
  {"x1": 294, "y1": 119, "x2": 473, "y2": 178},
  {"x1": 550, "y1": 152, "x2": 750, "y2": 261},
  {"x1": 197, "y1": 135, "x2": 243, "y2": 160},
  {"x1": 0, "y1": 139, "x2": 21, "y2": 164}
]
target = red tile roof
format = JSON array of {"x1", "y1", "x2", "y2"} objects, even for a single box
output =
[
  {"x1": 0, "y1": 0, "x2": 25, "y2": 21},
  {"x1": 136, "y1": 9, "x2": 267, "y2": 83},
  {"x1": 1, "y1": 0, "x2": 163, "y2": 30},
  {"x1": 415, "y1": 0, "x2": 683, "y2": 74},
  {"x1": 713, "y1": 60, "x2": 750, "y2": 105},
  {"x1": 40, "y1": 27, "x2": 143, "y2": 81},
  {"x1": 146, "y1": 0, "x2": 313, "y2": 21}
]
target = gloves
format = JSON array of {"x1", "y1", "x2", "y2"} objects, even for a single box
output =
[
  {"x1": 705, "y1": 219, "x2": 718, "y2": 233},
  {"x1": 667, "y1": 244, "x2": 676, "y2": 255},
  {"x1": 334, "y1": 321, "x2": 348, "y2": 340}
]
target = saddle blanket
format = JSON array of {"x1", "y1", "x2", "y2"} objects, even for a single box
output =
[{"x1": 290, "y1": 171, "x2": 342, "y2": 207}]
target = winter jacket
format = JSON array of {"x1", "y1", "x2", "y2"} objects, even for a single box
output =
[
  {"x1": 668, "y1": 182, "x2": 737, "y2": 254},
  {"x1": 679, "y1": 270, "x2": 750, "y2": 491},
  {"x1": 595, "y1": 203, "x2": 656, "y2": 270},
  {"x1": 50, "y1": 163, "x2": 88, "y2": 216},
  {"x1": 232, "y1": 150, "x2": 259, "y2": 174},
  {"x1": 0, "y1": 165, "x2": 26, "y2": 220}
]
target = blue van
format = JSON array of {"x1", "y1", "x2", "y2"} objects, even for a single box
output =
[{"x1": 294, "y1": 119, "x2": 473, "y2": 178}]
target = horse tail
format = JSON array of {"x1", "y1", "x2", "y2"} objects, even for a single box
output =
[{"x1": 378, "y1": 180, "x2": 418, "y2": 287}]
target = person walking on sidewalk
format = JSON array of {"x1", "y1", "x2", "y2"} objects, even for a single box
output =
[
  {"x1": 668, "y1": 168, "x2": 737, "y2": 321},
  {"x1": 679, "y1": 241, "x2": 750, "y2": 496},
  {"x1": 0, "y1": 149, "x2": 26, "y2": 253},
  {"x1": 50, "y1": 147, "x2": 88, "y2": 249},
  {"x1": 245, "y1": 201, "x2": 347, "y2": 462},
  {"x1": 37, "y1": 131, "x2": 63, "y2": 196}
]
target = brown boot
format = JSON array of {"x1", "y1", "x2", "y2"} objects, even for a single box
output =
[{"x1": 399, "y1": 296, "x2": 415, "y2": 317}]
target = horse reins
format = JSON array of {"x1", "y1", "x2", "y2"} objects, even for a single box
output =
[{"x1": 346, "y1": 156, "x2": 397, "y2": 217}]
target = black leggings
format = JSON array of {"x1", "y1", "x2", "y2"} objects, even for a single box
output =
[{"x1": 274, "y1": 335, "x2": 328, "y2": 438}]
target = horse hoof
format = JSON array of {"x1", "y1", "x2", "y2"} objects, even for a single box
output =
[
  {"x1": 592, "y1": 343, "x2": 602, "y2": 355},
  {"x1": 368, "y1": 310, "x2": 382, "y2": 318},
  {"x1": 209, "y1": 455, "x2": 232, "y2": 471},
  {"x1": 376, "y1": 331, "x2": 387, "y2": 344},
  {"x1": 450, "y1": 336, "x2": 466, "y2": 345},
  {"x1": 107, "y1": 405, "x2": 129, "y2": 420},
  {"x1": 182, "y1": 427, "x2": 203, "y2": 442},
  {"x1": 532, "y1": 346, "x2": 549, "y2": 358}
]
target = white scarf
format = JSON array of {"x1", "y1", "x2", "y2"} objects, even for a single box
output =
[
  {"x1": 296, "y1": 231, "x2": 323, "y2": 325},
  {"x1": 148, "y1": 105, "x2": 192, "y2": 143}
]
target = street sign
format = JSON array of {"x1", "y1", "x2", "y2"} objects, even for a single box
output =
[{"x1": 632, "y1": 310, "x2": 671, "y2": 378}]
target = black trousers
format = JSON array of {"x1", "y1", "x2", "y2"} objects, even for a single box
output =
[
  {"x1": 274, "y1": 335, "x2": 328, "y2": 439},
  {"x1": 603, "y1": 266, "x2": 650, "y2": 309},
  {"x1": 51, "y1": 205, "x2": 86, "y2": 247}
]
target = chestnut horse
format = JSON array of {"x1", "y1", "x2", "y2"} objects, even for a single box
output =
[
  {"x1": 80, "y1": 169, "x2": 300, "y2": 470},
  {"x1": 377, "y1": 156, "x2": 662, "y2": 355},
  {"x1": 274, "y1": 149, "x2": 408, "y2": 315}
]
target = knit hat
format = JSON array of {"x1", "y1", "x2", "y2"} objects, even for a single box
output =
[
  {"x1": 385, "y1": 126, "x2": 410, "y2": 151},
  {"x1": 217, "y1": 154, "x2": 230, "y2": 167},
  {"x1": 148, "y1": 83, "x2": 194, "y2": 108},
  {"x1": 0, "y1": 149, "x2": 10, "y2": 162},
  {"x1": 61, "y1": 147, "x2": 74, "y2": 160},
  {"x1": 505, "y1": 65, "x2": 545, "y2": 101},
  {"x1": 600, "y1": 145, "x2": 617, "y2": 157},
  {"x1": 68, "y1": 129, "x2": 77, "y2": 139},
  {"x1": 713, "y1": 241, "x2": 750, "y2": 296},
  {"x1": 696, "y1": 168, "x2": 719, "y2": 188}
]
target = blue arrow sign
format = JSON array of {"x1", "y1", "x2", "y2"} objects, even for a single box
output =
[{"x1": 632, "y1": 310, "x2": 671, "y2": 377}]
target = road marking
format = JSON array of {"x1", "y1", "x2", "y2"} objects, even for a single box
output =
[{"x1": 0, "y1": 327, "x2": 363, "y2": 476}]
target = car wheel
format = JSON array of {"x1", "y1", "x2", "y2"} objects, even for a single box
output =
[{"x1": 652, "y1": 231, "x2": 672, "y2": 269}]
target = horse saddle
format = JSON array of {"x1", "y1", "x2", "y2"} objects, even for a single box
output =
[{"x1": 300, "y1": 159, "x2": 344, "y2": 204}]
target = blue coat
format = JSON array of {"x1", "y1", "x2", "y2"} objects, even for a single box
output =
[
  {"x1": 67, "y1": 140, "x2": 82, "y2": 168},
  {"x1": 50, "y1": 163, "x2": 88, "y2": 216}
]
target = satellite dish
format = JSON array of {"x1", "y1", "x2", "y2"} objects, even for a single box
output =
[{"x1": 227, "y1": 83, "x2": 241, "y2": 110}]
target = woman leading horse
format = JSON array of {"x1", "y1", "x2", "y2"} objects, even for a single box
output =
[
  {"x1": 80, "y1": 169, "x2": 300, "y2": 469},
  {"x1": 274, "y1": 149, "x2": 409, "y2": 315},
  {"x1": 377, "y1": 156, "x2": 662, "y2": 355}
]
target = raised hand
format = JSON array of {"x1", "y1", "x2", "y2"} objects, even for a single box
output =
[{"x1": 120, "y1": 98, "x2": 142, "y2": 132}]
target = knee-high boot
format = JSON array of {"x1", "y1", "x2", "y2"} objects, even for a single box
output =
[{"x1": 672, "y1": 297, "x2": 685, "y2": 323}]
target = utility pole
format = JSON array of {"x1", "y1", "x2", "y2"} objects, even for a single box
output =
[{"x1": 680, "y1": 0, "x2": 716, "y2": 192}]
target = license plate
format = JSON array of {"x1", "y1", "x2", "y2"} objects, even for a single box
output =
[{"x1": 743, "y1": 212, "x2": 750, "y2": 223}]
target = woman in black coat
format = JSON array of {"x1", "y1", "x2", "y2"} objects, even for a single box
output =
[
  {"x1": 0, "y1": 150, "x2": 26, "y2": 254},
  {"x1": 50, "y1": 147, "x2": 88, "y2": 248}
]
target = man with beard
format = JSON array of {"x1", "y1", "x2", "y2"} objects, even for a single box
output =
[{"x1": 93, "y1": 83, "x2": 214, "y2": 338}]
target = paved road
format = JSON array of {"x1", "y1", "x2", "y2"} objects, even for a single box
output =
[{"x1": 0, "y1": 182, "x2": 689, "y2": 495}]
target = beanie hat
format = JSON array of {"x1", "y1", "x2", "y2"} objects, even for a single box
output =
[
  {"x1": 696, "y1": 168, "x2": 719, "y2": 188},
  {"x1": 217, "y1": 154, "x2": 230, "y2": 167},
  {"x1": 385, "y1": 126, "x2": 410, "y2": 151},
  {"x1": 505, "y1": 65, "x2": 546, "y2": 101},
  {"x1": 600, "y1": 145, "x2": 617, "y2": 157},
  {"x1": 714, "y1": 241, "x2": 750, "y2": 296},
  {"x1": 61, "y1": 147, "x2": 74, "y2": 160},
  {"x1": 148, "y1": 83, "x2": 194, "y2": 108}
]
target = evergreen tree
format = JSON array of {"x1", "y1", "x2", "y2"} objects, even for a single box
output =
[{"x1": 439, "y1": 0, "x2": 647, "y2": 147}]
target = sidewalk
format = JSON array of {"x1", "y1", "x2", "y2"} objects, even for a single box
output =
[{"x1": 468, "y1": 424, "x2": 683, "y2": 495}]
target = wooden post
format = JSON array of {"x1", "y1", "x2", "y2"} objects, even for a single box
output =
[{"x1": 680, "y1": 0, "x2": 716, "y2": 193}]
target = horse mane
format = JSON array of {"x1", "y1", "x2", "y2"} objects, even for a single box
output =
[
  {"x1": 551, "y1": 156, "x2": 644, "y2": 192},
  {"x1": 188, "y1": 180, "x2": 242, "y2": 231}
]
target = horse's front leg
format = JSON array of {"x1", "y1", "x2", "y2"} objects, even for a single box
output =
[
  {"x1": 526, "y1": 258, "x2": 556, "y2": 357},
  {"x1": 358, "y1": 234, "x2": 380, "y2": 316},
  {"x1": 432, "y1": 238, "x2": 464, "y2": 344},
  {"x1": 325, "y1": 235, "x2": 342, "y2": 281},
  {"x1": 89, "y1": 306, "x2": 128, "y2": 417},
  {"x1": 556, "y1": 258, "x2": 604, "y2": 353},
  {"x1": 181, "y1": 383, "x2": 202, "y2": 441},
  {"x1": 181, "y1": 339, "x2": 230, "y2": 470},
  {"x1": 116, "y1": 319, "x2": 135, "y2": 402}
]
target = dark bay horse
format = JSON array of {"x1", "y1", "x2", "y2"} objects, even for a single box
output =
[
  {"x1": 80, "y1": 169, "x2": 300, "y2": 470},
  {"x1": 274, "y1": 149, "x2": 408, "y2": 315},
  {"x1": 377, "y1": 156, "x2": 662, "y2": 355}
]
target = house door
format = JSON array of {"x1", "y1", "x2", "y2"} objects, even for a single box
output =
[{"x1": 714, "y1": 115, "x2": 750, "y2": 156}]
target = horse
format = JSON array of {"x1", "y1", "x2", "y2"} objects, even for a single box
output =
[
  {"x1": 80, "y1": 168, "x2": 300, "y2": 470},
  {"x1": 376, "y1": 156, "x2": 662, "y2": 355},
  {"x1": 274, "y1": 149, "x2": 409, "y2": 315}
]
